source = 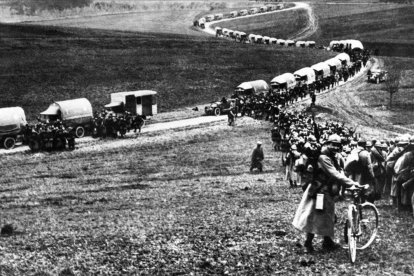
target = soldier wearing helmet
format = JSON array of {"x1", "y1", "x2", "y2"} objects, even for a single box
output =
[
  {"x1": 293, "y1": 134, "x2": 360, "y2": 253},
  {"x1": 344, "y1": 138, "x2": 375, "y2": 202},
  {"x1": 387, "y1": 135, "x2": 410, "y2": 205},
  {"x1": 371, "y1": 141, "x2": 387, "y2": 200}
]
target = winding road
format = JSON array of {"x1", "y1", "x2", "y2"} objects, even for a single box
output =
[{"x1": 203, "y1": 2, "x2": 318, "y2": 40}]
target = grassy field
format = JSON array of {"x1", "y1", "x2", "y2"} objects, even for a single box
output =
[
  {"x1": 1, "y1": 114, "x2": 413, "y2": 275},
  {"x1": 308, "y1": 4, "x2": 414, "y2": 57},
  {"x1": 0, "y1": 23, "x2": 335, "y2": 121}
]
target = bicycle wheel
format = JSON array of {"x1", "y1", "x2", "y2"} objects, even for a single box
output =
[
  {"x1": 356, "y1": 202, "x2": 379, "y2": 250},
  {"x1": 347, "y1": 205, "x2": 357, "y2": 263}
]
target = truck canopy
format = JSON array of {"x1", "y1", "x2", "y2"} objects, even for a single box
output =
[
  {"x1": 0, "y1": 107, "x2": 26, "y2": 134},
  {"x1": 41, "y1": 98, "x2": 93, "y2": 121},
  {"x1": 235, "y1": 80, "x2": 269, "y2": 95},
  {"x1": 336, "y1": 53, "x2": 351, "y2": 64},
  {"x1": 329, "y1": 40, "x2": 339, "y2": 48},
  {"x1": 296, "y1": 41, "x2": 305, "y2": 47},
  {"x1": 198, "y1": 17, "x2": 206, "y2": 24},
  {"x1": 294, "y1": 67, "x2": 316, "y2": 85},
  {"x1": 305, "y1": 41, "x2": 315, "y2": 47},
  {"x1": 347, "y1": 39, "x2": 363, "y2": 50},
  {"x1": 277, "y1": 39, "x2": 286, "y2": 45},
  {"x1": 270, "y1": 73, "x2": 297, "y2": 90},
  {"x1": 285, "y1": 40, "x2": 295, "y2": 46},
  {"x1": 311, "y1": 62, "x2": 331, "y2": 78},
  {"x1": 324, "y1": 58, "x2": 342, "y2": 70}
]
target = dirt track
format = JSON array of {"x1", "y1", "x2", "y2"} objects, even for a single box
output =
[{"x1": 203, "y1": 2, "x2": 313, "y2": 36}]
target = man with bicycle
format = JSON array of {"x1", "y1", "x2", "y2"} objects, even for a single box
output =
[{"x1": 293, "y1": 134, "x2": 361, "y2": 253}]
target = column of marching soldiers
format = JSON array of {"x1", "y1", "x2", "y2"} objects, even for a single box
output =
[
  {"x1": 268, "y1": 110, "x2": 414, "y2": 216},
  {"x1": 224, "y1": 49, "x2": 413, "y2": 215}
]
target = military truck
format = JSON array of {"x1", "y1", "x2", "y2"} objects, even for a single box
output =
[{"x1": 0, "y1": 107, "x2": 27, "y2": 149}]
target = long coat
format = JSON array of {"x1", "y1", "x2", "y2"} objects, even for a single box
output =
[
  {"x1": 251, "y1": 146, "x2": 264, "y2": 169},
  {"x1": 348, "y1": 147, "x2": 375, "y2": 185},
  {"x1": 293, "y1": 148, "x2": 357, "y2": 238}
]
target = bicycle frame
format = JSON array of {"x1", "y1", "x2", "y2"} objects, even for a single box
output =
[{"x1": 344, "y1": 185, "x2": 379, "y2": 263}]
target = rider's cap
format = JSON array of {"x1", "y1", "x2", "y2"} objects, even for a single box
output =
[{"x1": 257, "y1": 141, "x2": 262, "y2": 145}]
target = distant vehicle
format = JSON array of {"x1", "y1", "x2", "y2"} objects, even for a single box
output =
[
  {"x1": 40, "y1": 98, "x2": 93, "y2": 138},
  {"x1": 214, "y1": 13, "x2": 223, "y2": 20},
  {"x1": 205, "y1": 99, "x2": 237, "y2": 116},
  {"x1": 368, "y1": 69, "x2": 388, "y2": 84},
  {"x1": 234, "y1": 80, "x2": 270, "y2": 95},
  {"x1": 205, "y1": 15, "x2": 215, "y2": 22},
  {"x1": 229, "y1": 11, "x2": 238, "y2": 18},
  {"x1": 0, "y1": 107, "x2": 27, "y2": 149},
  {"x1": 239, "y1": 9, "x2": 248, "y2": 16},
  {"x1": 249, "y1": 7, "x2": 259, "y2": 14},
  {"x1": 105, "y1": 90, "x2": 158, "y2": 117},
  {"x1": 260, "y1": 6, "x2": 268, "y2": 13}
]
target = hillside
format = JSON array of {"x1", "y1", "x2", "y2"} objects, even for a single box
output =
[{"x1": 0, "y1": 23, "x2": 335, "y2": 121}]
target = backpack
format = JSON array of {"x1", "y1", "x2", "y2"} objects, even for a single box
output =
[{"x1": 344, "y1": 148, "x2": 362, "y2": 173}]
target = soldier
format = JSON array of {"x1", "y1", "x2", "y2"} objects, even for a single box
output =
[
  {"x1": 250, "y1": 141, "x2": 264, "y2": 173},
  {"x1": 345, "y1": 138, "x2": 375, "y2": 202},
  {"x1": 285, "y1": 144, "x2": 301, "y2": 188},
  {"x1": 227, "y1": 103, "x2": 236, "y2": 126},
  {"x1": 293, "y1": 134, "x2": 361, "y2": 253},
  {"x1": 371, "y1": 141, "x2": 387, "y2": 200}
]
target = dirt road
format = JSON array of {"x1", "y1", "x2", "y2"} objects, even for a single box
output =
[{"x1": 202, "y1": 2, "x2": 317, "y2": 40}]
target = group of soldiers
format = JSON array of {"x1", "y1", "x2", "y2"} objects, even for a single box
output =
[
  {"x1": 24, "y1": 120, "x2": 76, "y2": 151},
  {"x1": 271, "y1": 110, "x2": 414, "y2": 216},
  {"x1": 92, "y1": 110, "x2": 145, "y2": 139},
  {"x1": 228, "y1": 55, "x2": 368, "y2": 123}
]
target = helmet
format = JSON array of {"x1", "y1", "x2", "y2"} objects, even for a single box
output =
[
  {"x1": 291, "y1": 144, "x2": 297, "y2": 150},
  {"x1": 366, "y1": 140, "x2": 373, "y2": 147},
  {"x1": 397, "y1": 136, "x2": 409, "y2": 146},
  {"x1": 327, "y1": 134, "x2": 341, "y2": 144},
  {"x1": 308, "y1": 135, "x2": 317, "y2": 142}
]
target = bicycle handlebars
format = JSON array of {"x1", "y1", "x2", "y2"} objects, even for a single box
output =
[{"x1": 346, "y1": 184, "x2": 370, "y2": 191}]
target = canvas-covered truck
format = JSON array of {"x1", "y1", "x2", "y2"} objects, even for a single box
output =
[
  {"x1": 234, "y1": 80, "x2": 270, "y2": 96},
  {"x1": 336, "y1": 53, "x2": 351, "y2": 66},
  {"x1": 324, "y1": 57, "x2": 342, "y2": 75},
  {"x1": 105, "y1": 90, "x2": 157, "y2": 117},
  {"x1": 270, "y1": 73, "x2": 297, "y2": 92},
  {"x1": 0, "y1": 107, "x2": 27, "y2": 149},
  {"x1": 311, "y1": 62, "x2": 331, "y2": 80},
  {"x1": 294, "y1": 67, "x2": 316, "y2": 86},
  {"x1": 40, "y1": 98, "x2": 93, "y2": 138}
]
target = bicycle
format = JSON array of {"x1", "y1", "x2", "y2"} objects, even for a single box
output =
[{"x1": 342, "y1": 184, "x2": 379, "y2": 263}]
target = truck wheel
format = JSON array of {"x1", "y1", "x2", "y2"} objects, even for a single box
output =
[
  {"x1": 3, "y1": 137, "x2": 16, "y2": 150},
  {"x1": 214, "y1": 108, "x2": 221, "y2": 116},
  {"x1": 75, "y1": 126, "x2": 85, "y2": 138}
]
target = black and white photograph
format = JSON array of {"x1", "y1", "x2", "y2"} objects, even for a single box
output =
[{"x1": 0, "y1": 0, "x2": 413, "y2": 274}]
